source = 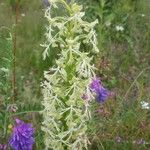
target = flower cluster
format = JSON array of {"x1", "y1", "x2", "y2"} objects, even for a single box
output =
[
  {"x1": 90, "y1": 78, "x2": 109, "y2": 103},
  {"x1": 9, "y1": 119, "x2": 34, "y2": 150}
]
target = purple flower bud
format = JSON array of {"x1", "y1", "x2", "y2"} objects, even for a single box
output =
[
  {"x1": 9, "y1": 119, "x2": 34, "y2": 150},
  {"x1": 96, "y1": 87, "x2": 109, "y2": 103},
  {"x1": 89, "y1": 78, "x2": 101, "y2": 93}
]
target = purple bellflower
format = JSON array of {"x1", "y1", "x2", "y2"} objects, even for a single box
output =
[
  {"x1": 90, "y1": 78, "x2": 109, "y2": 103},
  {"x1": 9, "y1": 119, "x2": 34, "y2": 150}
]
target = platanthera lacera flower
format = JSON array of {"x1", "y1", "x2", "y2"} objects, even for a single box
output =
[
  {"x1": 41, "y1": 1, "x2": 100, "y2": 149},
  {"x1": 9, "y1": 119, "x2": 34, "y2": 150}
]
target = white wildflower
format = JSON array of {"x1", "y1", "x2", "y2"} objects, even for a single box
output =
[
  {"x1": 21, "y1": 13, "x2": 25, "y2": 17},
  {"x1": 141, "y1": 14, "x2": 145, "y2": 17},
  {"x1": 141, "y1": 101, "x2": 150, "y2": 110},
  {"x1": 115, "y1": 25, "x2": 124, "y2": 31}
]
